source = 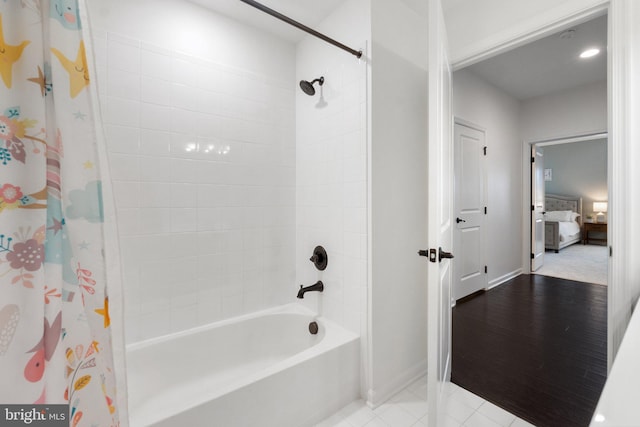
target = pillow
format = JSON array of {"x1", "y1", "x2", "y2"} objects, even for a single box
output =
[
  {"x1": 570, "y1": 212, "x2": 581, "y2": 222},
  {"x1": 544, "y1": 210, "x2": 573, "y2": 222}
]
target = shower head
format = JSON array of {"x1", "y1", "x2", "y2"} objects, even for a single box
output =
[{"x1": 299, "y1": 76, "x2": 324, "y2": 96}]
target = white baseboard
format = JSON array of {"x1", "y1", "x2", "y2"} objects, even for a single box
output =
[
  {"x1": 488, "y1": 268, "x2": 522, "y2": 290},
  {"x1": 366, "y1": 359, "x2": 427, "y2": 408}
]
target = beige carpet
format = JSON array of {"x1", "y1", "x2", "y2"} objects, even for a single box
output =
[{"x1": 535, "y1": 244, "x2": 608, "y2": 285}]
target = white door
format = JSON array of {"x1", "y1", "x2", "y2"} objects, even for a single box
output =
[
  {"x1": 531, "y1": 146, "x2": 545, "y2": 271},
  {"x1": 454, "y1": 122, "x2": 487, "y2": 300},
  {"x1": 426, "y1": 0, "x2": 453, "y2": 425}
]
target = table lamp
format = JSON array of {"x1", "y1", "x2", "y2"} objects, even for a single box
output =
[{"x1": 593, "y1": 201, "x2": 607, "y2": 223}]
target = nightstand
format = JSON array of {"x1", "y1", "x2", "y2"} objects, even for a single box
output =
[{"x1": 583, "y1": 222, "x2": 607, "y2": 245}]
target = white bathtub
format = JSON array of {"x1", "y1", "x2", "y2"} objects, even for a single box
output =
[{"x1": 126, "y1": 304, "x2": 360, "y2": 426}]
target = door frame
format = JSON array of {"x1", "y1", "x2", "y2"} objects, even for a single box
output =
[
  {"x1": 530, "y1": 145, "x2": 546, "y2": 272},
  {"x1": 453, "y1": 117, "x2": 488, "y2": 303},
  {"x1": 448, "y1": 0, "x2": 631, "y2": 370},
  {"x1": 427, "y1": 0, "x2": 453, "y2": 424},
  {"x1": 526, "y1": 132, "x2": 609, "y2": 275}
]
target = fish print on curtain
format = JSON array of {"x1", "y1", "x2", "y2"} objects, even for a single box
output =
[{"x1": 0, "y1": 0, "x2": 122, "y2": 426}]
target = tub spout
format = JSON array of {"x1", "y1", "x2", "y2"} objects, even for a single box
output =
[{"x1": 297, "y1": 281, "x2": 324, "y2": 299}]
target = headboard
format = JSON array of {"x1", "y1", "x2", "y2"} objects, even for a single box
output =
[{"x1": 545, "y1": 193, "x2": 583, "y2": 226}]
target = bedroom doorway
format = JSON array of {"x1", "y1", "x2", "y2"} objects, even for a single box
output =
[{"x1": 529, "y1": 134, "x2": 609, "y2": 286}]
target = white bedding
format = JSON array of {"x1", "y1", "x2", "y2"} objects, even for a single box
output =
[{"x1": 558, "y1": 220, "x2": 581, "y2": 242}]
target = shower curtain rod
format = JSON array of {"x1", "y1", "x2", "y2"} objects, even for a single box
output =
[{"x1": 238, "y1": 0, "x2": 363, "y2": 59}]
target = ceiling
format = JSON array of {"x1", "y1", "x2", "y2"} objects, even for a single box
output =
[
  {"x1": 188, "y1": 1, "x2": 606, "y2": 100},
  {"x1": 464, "y1": 14, "x2": 607, "y2": 100},
  {"x1": 190, "y1": 0, "x2": 428, "y2": 43},
  {"x1": 188, "y1": 0, "x2": 347, "y2": 43}
]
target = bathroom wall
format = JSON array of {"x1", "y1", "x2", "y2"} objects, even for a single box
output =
[
  {"x1": 295, "y1": 0, "x2": 370, "y2": 398},
  {"x1": 368, "y1": 0, "x2": 429, "y2": 406},
  {"x1": 617, "y1": 0, "x2": 640, "y2": 361},
  {"x1": 87, "y1": 0, "x2": 296, "y2": 343},
  {"x1": 295, "y1": 0, "x2": 369, "y2": 335},
  {"x1": 295, "y1": 0, "x2": 430, "y2": 405}
]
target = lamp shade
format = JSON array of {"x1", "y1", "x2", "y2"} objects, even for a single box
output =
[{"x1": 593, "y1": 201, "x2": 608, "y2": 213}]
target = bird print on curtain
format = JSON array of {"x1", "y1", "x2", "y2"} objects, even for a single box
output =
[{"x1": 0, "y1": 1, "x2": 123, "y2": 426}]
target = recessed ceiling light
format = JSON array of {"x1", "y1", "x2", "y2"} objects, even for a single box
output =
[{"x1": 580, "y1": 48, "x2": 600, "y2": 59}]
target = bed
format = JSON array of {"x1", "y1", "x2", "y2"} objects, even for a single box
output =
[{"x1": 544, "y1": 194, "x2": 583, "y2": 253}]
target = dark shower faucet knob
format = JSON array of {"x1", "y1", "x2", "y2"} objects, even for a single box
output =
[{"x1": 309, "y1": 246, "x2": 328, "y2": 271}]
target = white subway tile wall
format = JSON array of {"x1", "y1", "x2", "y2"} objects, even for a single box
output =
[
  {"x1": 295, "y1": 28, "x2": 368, "y2": 335},
  {"x1": 93, "y1": 28, "x2": 296, "y2": 343},
  {"x1": 91, "y1": 0, "x2": 368, "y2": 345}
]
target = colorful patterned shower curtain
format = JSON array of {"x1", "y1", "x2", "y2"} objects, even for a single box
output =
[{"x1": 0, "y1": 0, "x2": 126, "y2": 425}]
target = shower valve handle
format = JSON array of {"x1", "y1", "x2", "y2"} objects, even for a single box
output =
[{"x1": 309, "y1": 246, "x2": 328, "y2": 270}]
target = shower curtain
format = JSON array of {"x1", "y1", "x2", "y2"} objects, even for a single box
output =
[{"x1": 0, "y1": 0, "x2": 127, "y2": 425}]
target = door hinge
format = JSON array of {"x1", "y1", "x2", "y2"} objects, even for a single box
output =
[
  {"x1": 484, "y1": 265, "x2": 488, "y2": 274},
  {"x1": 483, "y1": 146, "x2": 487, "y2": 156},
  {"x1": 531, "y1": 205, "x2": 535, "y2": 211},
  {"x1": 531, "y1": 156, "x2": 535, "y2": 163},
  {"x1": 484, "y1": 207, "x2": 487, "y2": 215},
  {"x1": 609, "y1": 246, "x2": 613, "y2": 257},
  {"x1": 530, "y1": 253, "x2": 535, "y2": 260}
]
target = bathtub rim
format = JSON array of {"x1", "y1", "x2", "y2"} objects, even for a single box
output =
[
  {"x1": 126, "y1": 303, "x2": 360, "y2": 426},
  {"x1": 126, "y1": 302, "x2": 335, "y2": 353}
]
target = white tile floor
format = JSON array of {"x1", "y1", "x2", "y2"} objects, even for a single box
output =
[{"x1": 315, "y1": 377, "x2": 536, "y2": 427}]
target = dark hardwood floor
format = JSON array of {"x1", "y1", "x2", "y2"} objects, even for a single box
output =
[{"x1": 451, "y1": 274, "x2": 607, "y2": 427}]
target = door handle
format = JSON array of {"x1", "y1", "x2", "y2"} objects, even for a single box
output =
[
  {"x1": 456, "y1": 217, "x2": 466, "y2": 223},
  {"x1": 418, "y1": 249, "x2": 437, "y2": 263},
  {"x1": 439, "y1": 247, "x2": 454, "y2": 262}
]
